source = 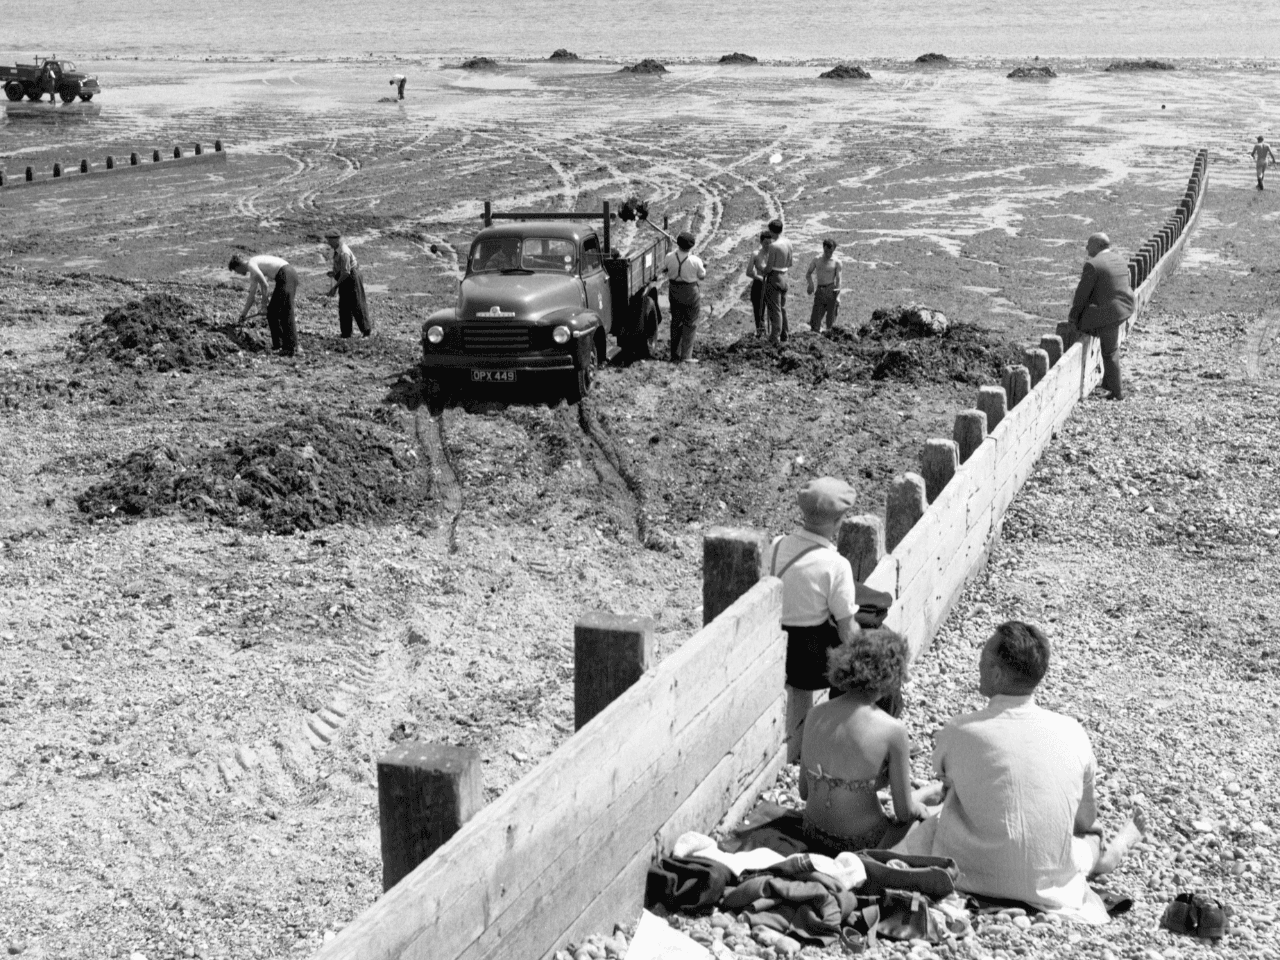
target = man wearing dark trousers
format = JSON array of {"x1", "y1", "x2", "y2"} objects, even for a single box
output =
[{"x1": 1068, "y1": 232, "x2": 1135, "y2": 400}]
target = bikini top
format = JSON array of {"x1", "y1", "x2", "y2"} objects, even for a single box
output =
[{"x1": 805, "y1": 763, "x2": 879, "y2": 803}]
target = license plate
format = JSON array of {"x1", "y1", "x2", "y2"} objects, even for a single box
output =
[{"x1": 471, "y1": 370, "x2": 516, "y2": 382}]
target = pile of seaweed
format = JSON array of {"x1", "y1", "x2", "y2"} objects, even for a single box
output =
[
  {"x1": 819, "y1": 64, "x2": 871, "y2": 80},
  {"x1": 915, "y1": 53, "x2": 950, "y2": 64},
  {"x1": 67, "y1": 292, "x2": 267, "y2": 372},
  {"x1": 720, "y1": 52, "x2": 758, "y2": 65},
  {"x1": 1105, "y1": 59, "x2": 1176, "y2": 72},
  {"x1": 618, "y1": 59, "x2": 667, "y2": 75},
  {"x1": 78, "y1": 413, "x2": 426, "y2": 534},
  {"x1": 705, "y1": 313, "x2": 1024, "y2": 387},
  {"x1": 460, "y1": 57, "x2": 498, "y2": 70},
  {"x1": 549, "y1": 48, "x2": 579, "y2": 61},
  {"x1": 1008, "y1": 65, "x2": 1057, "y2": 79}
]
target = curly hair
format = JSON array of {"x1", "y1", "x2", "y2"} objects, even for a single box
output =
[{"x1": 826, "y1": 627, "x2": 908, "y2": 696}]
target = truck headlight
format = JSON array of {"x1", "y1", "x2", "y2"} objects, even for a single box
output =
[
  {"x1": 552, "y1": 325, "x2": 571, "y2": 344},
  {"x1": 426, "y1": 325, "x2": 445, "y2": 344}
]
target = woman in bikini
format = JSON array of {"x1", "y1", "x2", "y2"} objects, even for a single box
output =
[{"x1": 799, "y1": 627, "x2": 941, "y2": 852}]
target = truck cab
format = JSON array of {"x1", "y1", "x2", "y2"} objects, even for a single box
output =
[{"x1": 422, "y1": 204, "x2": 670, "y2": 401}]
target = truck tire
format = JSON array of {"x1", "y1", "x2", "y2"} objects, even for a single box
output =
[
  {"x1": 4, "y1": 82, "x2": 23, "y2": 102},
  {"x1": 58, "y1": 82, "x2": 80, "y2": 104},
  {"x1": 622, "y1": 296, "x2": 660, "y2": 361},
  {"x1": 79, "y1": 93, "x2": 93, "y2": 102},
  {"x1": 26, "y1": 88, "x2": 43, "y2": 101},
  {"x1": 568, "y1": 341, "x2": 598, "y2": 403}
]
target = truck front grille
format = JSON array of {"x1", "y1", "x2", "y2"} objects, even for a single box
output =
[{"x1": 462, "y1": 323, "x2": 532, "y2": 352}]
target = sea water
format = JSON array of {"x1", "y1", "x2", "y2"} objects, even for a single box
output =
[{"x1": 3, "y1": 0, "x2": 1280, "y2": 62}]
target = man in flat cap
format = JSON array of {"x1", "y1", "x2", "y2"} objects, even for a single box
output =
[
  {"x1": 769, "y1": 477, "x2": 860, "y2": 756},
  {"x1": 325, "y1": 229, "x2": 374, "y2": 339},
  {"x1": 664, "y1": 231, "x2": 706, "y2": 363},
  {"x1": 1068, "y1": 232, "x2": 1134, "y2": 400}
]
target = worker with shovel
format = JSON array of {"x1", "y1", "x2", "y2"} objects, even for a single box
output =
[{"x1": 229, "y1": 253, "x2": 299, "y2": 357}]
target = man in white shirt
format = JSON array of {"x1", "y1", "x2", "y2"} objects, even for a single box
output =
[
  {"x1": 229, "y1": 252, "x2": 298, "y2": 357},
  {"x1": 769, "y1": 477, "x2": 859, "y2": 757},
  {"x1": 904, "y1": 621, "x2": 1145, "y2": 923},
  {"x1": 763, "y1": 219, "x2": 794, "y2": 343},
  {"x1": 664, "y1": 231, "x2": 706, "y2": 363}
]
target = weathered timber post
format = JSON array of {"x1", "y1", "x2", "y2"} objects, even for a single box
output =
[
  {"x1": 703, "y1": 527, "x2": 766, "y2": 625},
  {"x1": 838, "y1": 514, "x2": 884, "y2": 582},
  {"x1": 152, "y1": 149, "x2": 161, "y2": 163},
  {"x1": 25, "y1": 167, "x2": 33, "y2": 182},
  {"x1": 1002, "y1": 365, "x2": 1031, "y2": 409},
  {"x1": 885, "y1": 473, "x2": 927, "y2": 552},
  {"x1": 953, "y1": 409, "x2": 987, "y2": 464},
  {"x1": 1056, "y1": 320, "x2": 1078, "y2": 351},
  {"x1": 80, "y1": 158, "x2": 89, "y2": 173},
  {"x1": 215, "y1": 139, "x2": 223, "y2": 152},
  {"x1": 129, "y1": 152, "x2": 139, "y2": 166},
  {"x1": 977, "y1": 384, "x2": 1007, "y2": 432},
  {"x1": 574, "y1": 611, "x2": 654, "y2": 730},
  {"x1": 52, "y1": 162, "x2": 62, "y2": 178},
  {"x1": 920, "y1": 439, "x2": 959, "y2": 503},
  {"x1": 105, "y1": 155, "x2": 115, "y2": 170},
  {"x1": 1024, "y1": 348, "x2": 1050, "y2": 387},
  {"x1": 174, "y1": 145, "x2": 182, "y2": 159},
  {"x1": 377, "y1": 742, "x2": 483, "y2": 892},
  {"x1": 194, "y1": 142, "x2": 203, "y2": 156},
  {"x1": 1039, "y1": 334, "x2": 1063, "y2": 366}
]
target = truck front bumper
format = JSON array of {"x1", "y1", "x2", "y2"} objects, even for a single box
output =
[{"x1": 421, "y1": 352, "x2": 578, "y2": 373}]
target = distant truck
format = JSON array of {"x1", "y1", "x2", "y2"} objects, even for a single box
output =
[
  {"x1": 2, "y1": 57, "x2": 101, "y2": 103},
  {"x1": 421, "y1": 200, "x2": 672, "y2": 400}
]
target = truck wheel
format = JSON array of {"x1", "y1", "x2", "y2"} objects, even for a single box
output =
[
  {"x1": 569, "y1": 343, "x2": 597, "y2": 403},
  {"x1": 4, "y1": 82, "x2": 23, "y2": 102},
  {"x1": 79, "y1": 93, "x2": 93, "y2": 102},
  {"x1": 622, "y1": 297, "x2": 660, "y2": 362},
  {"x1": 26, "y1": 89, "x2": 43, "y2": 101},
  {"x1": 58, "y1": 82, "x2": 80, "y2": 104}
]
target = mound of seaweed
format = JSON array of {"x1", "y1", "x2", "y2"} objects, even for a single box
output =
[
  {"x1": 77, "y1": 413, "x2": 426, "y2": 534},
  {"x1": 549, "y1": 48, "x2": 579, "y2": 61},
  {"x1": 1105, "y1": 59, "x2": 1176, "y2": 72},
  {"x1": 460, "y1": 57, "x2": 498, "y2": 70},
  {"x1": 705, "y1": 323, "x2": 1024, "y2": 387},
  {"x1": 915, "y1": 52, "x2": 950, "y2": 64},
  {"x1": 820, "y1": 63, "x2": 871, "y2": 80},
  {"x1": 1008, "y1": 65, "x2": 1057, "y2": 79},
  {"x1": 68, "y1": 292, "x2": 267, "y2": 372},
  {"x1": 720, "y1": 52, "x2": 758, "y2": 65},
  {"x1": 618, "y1": 59, "x2": 667, "y2": 75}
]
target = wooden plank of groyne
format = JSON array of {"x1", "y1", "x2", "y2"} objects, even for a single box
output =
[
  {"x1": 466, "y1": 649, "x2": 784, "y2": 960},
  {"x1": 316, "y1": 579, "x2": 783, "y2": 960}
]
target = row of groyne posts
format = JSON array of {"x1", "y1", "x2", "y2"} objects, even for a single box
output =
[
  {"x1": 0, "y1": 140, "x2": 227, "y2": 188},
  {"x1": 317, "y1": 149, "x2": 1209, "y2": 960}
]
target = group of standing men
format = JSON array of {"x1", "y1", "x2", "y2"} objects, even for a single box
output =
[{"x1": 228, "y1": 230, "x2": 373, "y2": 357}]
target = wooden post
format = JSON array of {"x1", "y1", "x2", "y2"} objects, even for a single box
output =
[
  {"x1": 377, "y1": 742, "x2": 483, "y2": 892},
  {"x1": 977, "y1": 384, "x2": 1007, "y2": 432},
  {"x1": 838, "y1": 514, "x2": 884, "y2": 581},
  {"x1": 953, "y1": 409, "x2": 987, "y2": 463},
  {"x1": 1024, "y1": 348, "x2": 1050, "y2": 387},
  {"x1": 574, "y1": 611, "x2": 654, "y2": 730},
  {"x1": 152, "y1": 149, "x2": 161, "y2": 163},
  {"x1": 885, "y1": 472, "x2": 927, "y2": 551},
  {"x1": 105, "y1": 155, "x2": 115, "y2": 170},
  {"x1": 194, "y1": 142, "x2": 203, "y2": 156},
  {"x1": 1002, "y1": 365, "x2": 1031, "y2": 408},
  {"x1": 1055, "y1": 320, "x2": 1078, "y2": 351},
  {"x1": 702, "y1": 527, "x2": 766, "y2": 625},
  {"x1": 53, "y1": 162, "x2": 62, "y2": 178},
  {"x1": 80, "y1": 158, "x2": 89, "y2": 173},
  {"x1": 1040, "y1": 334, "x2": 1063, "y2": 366},
  {"x1": 920, "y1": 439, "x2": 959, "y2": 503}
]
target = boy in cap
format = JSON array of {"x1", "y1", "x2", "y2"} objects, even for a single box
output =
[
  {"x1": 664, "y1": 231, "x2": 706, "y2": 362},
  {"x1": 805, "y1": 239, "x2": 843, "y2": 333},
  {"x1": 325, "y1": 230, "x2": 373, "y2": 339},
  {"x1": 769, "y1": 477, "x2": 860, "y2": 756}
]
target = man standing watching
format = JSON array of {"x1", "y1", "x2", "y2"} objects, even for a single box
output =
[
  {"x1": 903, "y1": 621, "x2": 1146, "y2": 922},
  {"x1": 229, "y1": 252, "x2": 298, "y2": 357},
  {"x1": 769, "y1": 477, "x2": 860, "y2": 758},
  {"x1": 763, "y1": 218, "x2": 793, "y2": 343},
  {"x1": 325, "y1": 230, "x2": 374, "y2": 339},
  {"x1": 1251, "y1": 135, "x2": 1275, "y2": 190},
  {"x1": 805, "y1": 239, "x2": 843, "y2": 333},
  {"x1": 1068, "y1": 232, "x2": 1135, "y2": 400},
  {"x1": 664, "y1": 231, "x2": 706, "y2": 363}
]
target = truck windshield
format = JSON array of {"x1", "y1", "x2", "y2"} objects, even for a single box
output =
[{"x1": 469, "y1": 237, "x2": 577, "y2": 275}]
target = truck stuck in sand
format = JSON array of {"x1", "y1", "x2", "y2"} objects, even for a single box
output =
[
  {"x1": 421, "y1": 200, "x2": 672, "y2": 401},
  {"x1": 2, "y1": 56, "x2": 101, "y2": 103}
]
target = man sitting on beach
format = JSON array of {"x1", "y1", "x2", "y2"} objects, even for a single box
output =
[{"x1": 900, "y1": 621, "x2": 1145, "y2": 923}]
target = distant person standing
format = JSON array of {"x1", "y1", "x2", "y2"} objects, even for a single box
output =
[
  {"x1": 805, "y1": 239, "x2": 843, "y2": 333},
  {"x1": 390, "y1": 74, "x2": 407, "y2": 100},
  {"x1": 1251, "y1": 135, "x2": 1275, "y2": 190},
  {"x1": 763, "y1": 218, "x2": 794, "y2": 343},
  {"x1": 229, "y1": 253, "x2": 298, "y2": 356},
  {"x1": 325, "y1": 230, "x2": 373, "y2": 338},
  {"x1": 1068, "y1": 232, "x2": 1135, "y2": 400},
  {"x1": 744, "y1": 231, "x2": 772, "y2": 338},
  {"x1": 664, "y1": 231, "x2": 706, "y2": 363}
]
